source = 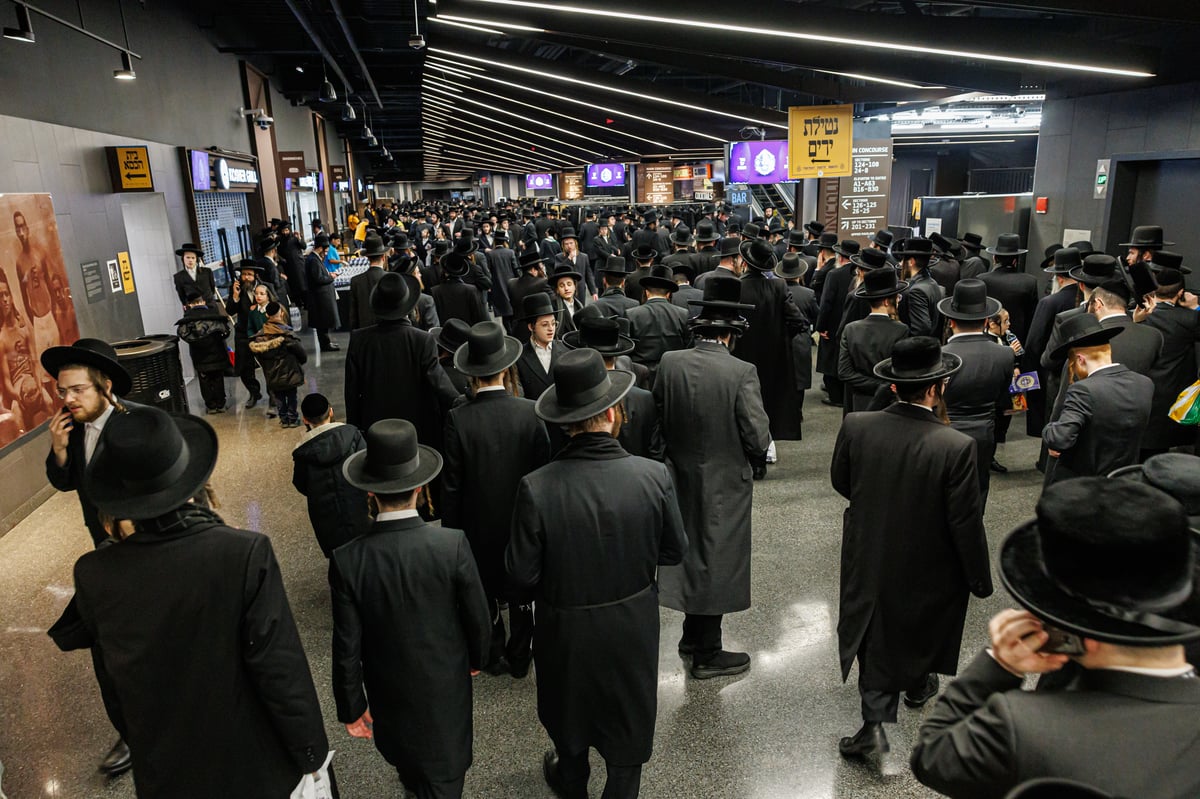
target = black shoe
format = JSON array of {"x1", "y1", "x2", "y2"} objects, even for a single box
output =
[
  {"x1": 990, "y1": 458, "x2": 1009, "y2": 474},
  {"x1": 244, "y1": 395, "x2": 260, "y2": 409},
  {"x1": 99, "y1": 737, "x2": 132, "y2": 776},
  {"x1": 509, "y1": 659, "x2": 531, "y2": 679},
  {"x1": 542, "y1": 750, "x2": 567, "y2": 797},
  {"x1": 752, "y1": 463, "x2": 767, "y2": 480},
  {"x1": 838, "y1": 723, "x2": 889, "y2": 759},
  {"x1": 821, "y1": 397, "x2": 841, "y2": 407},
  {"x1": 485, "y1": 656, "x2": 510, "y2": 677},
  {"x1": 690, "y1": 650, "x2": 750, "y2": 680},
  {"x1": 320, "y1": 343, "x2": 340, "y2": 352},
  {"x1": 904, "y1": 674, "x2": 940, "y2": 708}
]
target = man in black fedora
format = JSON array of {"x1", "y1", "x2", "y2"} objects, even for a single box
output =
[
  {"x1": 254, "y1": 235, "x2": 290, "y2": 306},
  {"x1": 777, "y1": 252, "x2": 819, "y2": 412},
  {"x1": 693, "y1": 236, "x2": 742, "y2": 290},
  {"x1": 892, "y1": 237, "x2": 945, "y2": 338},
  {"x1": 669, "y1": 259, "x2": 703, "y2": 317},
  {"x1": 656, "y1": 276, "x2": 770, "y2": 677},
  {"x1": 815, "y1": 239, "x2": 862, "y2": 408},
  {"x1": 958, "y1": 232, "x2": 989, "y2": 280},
  {"x1": 632, "y1": 208, "x2": 669, "y2": 257},
  {"x1": 53, "y1": 405, "x2": 332, "y2": 795},
  {"x1": 344, "y1": 271, "x2": 460, "y2": 451},
  {"x1": 348, "y1": 233, "x2": 390, "y2": 330},
  {"x1": 563, "y1": 312, "x2": 662, "y2": 460},
  {"x1": 978, "y1": 233, "x2": 1038, "y2": 345},
  {"x1": 224, "y1": 260, "x2": 266, "y2": 407},
  {"x1": 430, "y1": 319, "x2": 472, "y2": 395},
  {"x1": 801, "y1": 219, "x2": 825, "y2": 257},
  {"x1": 171, "y1": 242, "x2": 218, "y2": 307},
  {"x1": 556, "y1": 226, "x2": 596, "y2": 301},
  {"x1": 837, "y1": 266, "x2": 909, "y2": 413},
  {"x1": 432, "y1": 252, "x2": 488, "y2": 327},
  {"x1": 623, "y1": 244, "x2": 658, "y2": 303},
  {"x1": 1023, "y1": 247, "x2": 1084, "y2": 438},
  {"x1": 507, "y1": 250, "x2": 552, "y2": 342},
  {"x1": 515, "y1": 292, "x2": 566, "y2": 401},
  {"x1": 548, "y1": 262, "x2": 586, "y2": 338},
  {"x1": 483, "y1": 228, "x2": 516, "y2": 324},
  {"x1": 832, "y1": 337, "x2": 992, "y2": 762},
  {"x1": 332, "y1": 418, "x2": 490, "y2": 799},
  {"x1": 809, "y1": 232, "x2": 840, "y2": 301},
  {"x1": 626, "y1": 264, "x2": 691, "y2": 380},
  {"x1": 1121, "y1": 224, "x2": 1173, "y2": 268},
  {"x1": 835, "y1": 247, "x2": 892, "y2": 338},
  {"x1": 442, "y1": 322, "x2": 549, "y2": 678},
  {"x1": 912, "y1": 479, "x2": 1200, "y2": 799},
  {"x1": 304, "y1": 234, "x2": 341, "y2": 351},
  {"x1": 1138, "y1": 267, "x2": 1200, "y2": 456},
  {"x1": 1042, "y1": 313, "x2": 1153, "y2": 486},
  {"x1": 508, "y1": 348, "x2": 687, "y2": 799},
  {"x1": 592, "y1": 256, "x2": 638, "y2": 318},
  {"x1": 941, "y1": 280, "x2": 1016, "y2": 507},
  {"x1": 929, "y1": 232, "x2": 963, "y2": 293}
]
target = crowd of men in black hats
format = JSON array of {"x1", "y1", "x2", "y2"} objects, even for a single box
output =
[{"x1": 32, "y1": 191, "x2": 1200, "y2": 799}]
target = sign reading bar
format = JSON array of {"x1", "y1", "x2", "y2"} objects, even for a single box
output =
[
  {"x1": 562, "y1": 172, "x2": 584, "y2": 201},
  {"x1": 788, "y1": 105, "x2": 854, "y2": 180},
  {"x1": 105, "y1": 146, "x2": 154, "y2": 192},
  {"x1": 837, "y1": 139, "x2": 893, "y2": 243},
  {"x1": 639, "y1": 163, "x2": 674, "y2": 204}
]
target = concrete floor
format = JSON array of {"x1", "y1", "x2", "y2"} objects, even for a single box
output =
[{"x1": 0, "y1": 331, "x2": 1047, "y2": 798}]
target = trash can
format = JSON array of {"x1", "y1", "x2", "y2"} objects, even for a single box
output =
[{"x1": 113, "y1": 337, "x2": 190, "y2": 414}]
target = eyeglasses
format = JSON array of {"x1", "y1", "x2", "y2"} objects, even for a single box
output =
[{"x1": 56, "y1": 383, "x2": 96, "y2": 399}]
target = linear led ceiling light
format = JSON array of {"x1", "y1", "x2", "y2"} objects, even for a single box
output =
[
  {"x1": 427, "y1": 54, "x2": 484, "y2": 71},
  {"x1": 434, "y1": 13, "x2": 543, "y2": 32},
  {"x1": 423, "y1": 99, "x2": 606, "y2": 159},
  {"x1": 458, "y1": 0, "x2": 1155, "y2": 78},
  {"x1": 424, "y1": 110, "x2": 596, "y2": 162},
  {"x1": 432, "y1": 128, "x2": 562, "y2": 168},
  {"x1": 430, "y1": 17, "x2": 503, "y2": 35}
]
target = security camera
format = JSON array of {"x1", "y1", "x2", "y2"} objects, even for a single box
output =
[
  {"x1": 255, "y1": 112, "x2": 274, "y2": 131},
  {"x1": 409, "y1": 34, "x2": 426, "y2": 50}
]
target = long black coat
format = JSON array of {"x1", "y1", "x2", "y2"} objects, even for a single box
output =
[
  {"x1": 1140, "y1": 302, "x2": 1200, "y2": 449},
  {"x1": 784, "y1": 282, "x2": 819, "y2": 391},
  {"x1": 655, "y1": 342, "x2": 771, "y2": 615},
  {"x1": 304, "y1": 252, "x2": 339, "y2": 330},
  {"x1": 515, "y1": 340, "x2": 565, "y2": 401},
  {"x1": 484, "y1": 248, "x2": 518, "y2": 317},
  {"x1": 831, "y1": 404, "x2": 993, "y2": 690},
  {"x1": 594, "y1": 287, "x2": 638, "y2": 318},
  {"x1": 507, "y1": 433, "x2": 687, "y2": 765},
  {"x1": 736, "y1": 271, "x2": 807, "y2": 440},
  {"x1": 330, "y1": 517, "x2": 490, "y2": 781},
  {"x1": 837, "y1": 314, "x2": 909, "y2": 412},
  {"x1": 626, "y1": 297, "x2": 692, "y2": 373},
  {"x1": 620, "y1": 383, "x2": 663, "y2": 460},
  {"x1": 347, "y1": 265, "x2": 385, "y2": 330},
  {"x1": 279, "y1": 235, "x2": 307, "y2": 296},
  {"x1": 442, "y1": 391, "x2": 550, "y2": 597},
  {"x1": 344, "y1": 320, "x2": 461, "y2": 446},
  {"x1": 944, "y1": 333, "x2": 1016, "y2": 502},
  {"x1": 291, "y1": 422, "x2": 370, "y2": 557},
  {"x1": 899, "y1": 269, "x2": 944, "y2": 338},
  {"x1": 978, "y1": 266, "x2": 1038, "y2": 343},
  {"x1": 1022, "y1": 285, "x2": 1079, "y2": 435},
  {"x1": 68, "y1": 515, "x2": 329, "y2": 798},
  {"x1": 172, "y1": 266, "x2": 218, "y2": 305},
  {"x1": 432, "y1": 278, "x2": 488, "y2": 326},
  {"x1": 815, "y1": 262, "x2": 856, "y2": 376}
]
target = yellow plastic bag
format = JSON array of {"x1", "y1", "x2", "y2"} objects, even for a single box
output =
[{"x1": 1169, "y1": 379, "x2": 1200, "y2": 425}]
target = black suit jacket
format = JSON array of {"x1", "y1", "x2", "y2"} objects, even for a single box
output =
[
  {"x1": 172, "y1": 267, "x2": 217, "y2": 305},
  {"x1": 515, "y1": 339, "x2": 565, "y2": 400},
  {"x1": 432, "y1": 279, "x2": 488, "y2": 326},
  {"x1": 626, "y1": 297, "x2": 693, "y2": 370},
  {"x1": 929, "y1": 256, "x2": 961, "y2": 294},
  {"x1": 619, "y1": 384, "x2": 663, "y2": 460},
  {"x1": 900, "y1": 269, "x2": 944, "y2": 338},
  {"x1": 670, "y1": 285, "x2": 703, "y2": 318},
  {"x1": 347, "y1": 265, "x2": 384, "y2": 330},
  {"x1": 944, "y1": 333, "x2": 1016, "y2": 499},
  {"x1": 594, "y1": 287, "x2": 639, "y2": 318},
  {"x1": 978, "y1": 266, "x2": 1039, "y2": 342},
  {"x1": 837, "y1": 314, "x2": 909, "y2": 411},
  {"x1": 1140, "y1": 302, "x2": 1200, "y2": 448},
  {"x1": 912, "y1": 650, "x2": 1200, "y2": 799},
  {"x1": 816, "y1": 262, "x2": 856, "y2": 374}
]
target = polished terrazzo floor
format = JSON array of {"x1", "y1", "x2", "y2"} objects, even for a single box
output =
[{"x1": 0, "y1": 331, "x2": 1048, "y2": 798}]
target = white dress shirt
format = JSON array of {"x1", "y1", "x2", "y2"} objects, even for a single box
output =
[
  {"x1": 84, "y1": 403, "x2": 116, "y2": 464},
  {"x1": 376, "y1": 509, "x2": 420, "y2": 522}
]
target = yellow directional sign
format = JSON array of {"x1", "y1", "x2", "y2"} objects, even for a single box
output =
[
  {"x1": 117, "y1": 251, "x2": 135, "y2": 294},
  {"x1": 105, "y1": 146, "x2": 154, "y2": 192},
  {"x1": 788, "y1": 105, "x2": 854, "y2": 180}
]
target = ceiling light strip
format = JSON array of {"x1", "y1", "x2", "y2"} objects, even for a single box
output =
[
  {"x1": 429, "y1": 17, "x2": 504, "y2": 35},
  {"x1": 422, "y1": 111, "x2": 593, "y2": 164},
  {"x1": 434, "y1": 13, "x2": 544, "y2": 32},
  {"x1": 421, "y1": 101, "x2": 605, "y2": 160},
  {"x1": 433, "y1": 129, "x2": 562, "y2": 169}
]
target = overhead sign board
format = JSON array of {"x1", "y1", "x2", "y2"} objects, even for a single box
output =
[
  {"x1": 105, "y1": 146, "x2": 154, "y2": 192},
  {"x1": 788, "y1": 104, "x2": 854, "y2": 179},
  {"x1": 837, "y1": 139, "x2": 893, "y2": 242},
  {"x1": 562, "y1": 172, "x2": 584, "y2": 201},
  {"x1": 639, "y1": 163, "x2": 674, "y2": 204}
]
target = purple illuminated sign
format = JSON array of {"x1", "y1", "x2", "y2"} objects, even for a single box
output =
[
  {"x1": 586, "y1": 163, "x2": 626, "y2": 188},
  {"x1": 190, "y1": 150, "x2": 210, "y2": 192},
  {"x1": 525, "y1": 173, "x2": 554, "y2": 190},
  {"x1": 728, "y1": 140, "x2": 793, "y2": 185}
]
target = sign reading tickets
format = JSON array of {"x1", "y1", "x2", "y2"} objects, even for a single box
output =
[
  {"x1": 105, "y1": 146, "x2": 154, "y2": 192},
  {"x1": 117, "y1": 251, "x2": 135, "y2": 294},
  {"x1": 788, "y1": 105, "x2": 853, "y2": 180}
]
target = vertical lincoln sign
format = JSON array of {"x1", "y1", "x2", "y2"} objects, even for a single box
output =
[{"x1": 787, "y1": 105, "x2": 854, "y2": 180}]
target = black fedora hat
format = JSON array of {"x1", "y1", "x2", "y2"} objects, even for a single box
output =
[
  {"x1": 663, "y1": 253, "x2": 694, "y2": 280},
  {"x1": 719, "y1": 237, "x2": 742, "y2": 258},
  {"x1": 360, "y1": 233, "x2": 390, "y2": 258},
  {"x1": 854, "y1": 266, "x2": 907, "y2": 299},
  {"x1": 254, "y1": 236, "x2": 278, "y2": 257},
  {"x1": 389, "y1": 232, "x2": 411, "y2": 251},
  {"x1": 1156, "y1": 267, "x2": 1185, "y2": 289},
  {"x1": 1039, "y1": 243, "x2": 1063, "y2": 271},
  {"x1": 562, "y1": 312, "x2": 636, "y2": 357},
  {"x1": 454, "y1": 320, "x2": 522, "y2": 377},
  {"x1": 694, "y1": 219, "x2": 719, "y2": 243},
  {"x1": 600, "y1": 255, "x2": 630, "y2": 276},
  {"x1": 343, "y1": 418, "x2": 442, "y2": 494},
  {"x1": 639, "y1": 264, "x2": 679, "y2": 293},
  {"x1": 443, "y1": 252, "x2": 472, "y2": 278},
  {"x1": 739, "y1": 238, "x2": 779, "y2": 272},
  {"x1": 850, "y1": 247, "x2": 891, "y2": 272},
  {"x1": 1120, "y1": 225, "x2": 1174, "y2": 249},
  {"x1": 430, "y1": 240, "x2": 452, "y2": 258},
  {"x1": 452, "y1": 231, "x2": 478, "y2": 256},
  {"x1": 873, "y1": 336, "x2": 961, "y2": 384},
  {"x1": 631, "y1": 243, "x2": 658, "y2": 262},
  {"x1": 431, "y1": 318, "x2": 471, "y2": 354},
  {"x1": 786, "y1": 229, "x2": 808, "y2": 249},
  {"x1": 774, "y1": 252, "x2": 811, "y2": 280},
  {"x1": 493, "y1": 229, "x2": 509, "y2": 242},
  {"x1": 689, "y1": 274, "x2": 754, "y2": 333},
  {"x1": 870, "y1": 229, "x2": 894, "y2": 249},
  {"x1": 670, "y1": 225, "x2": 693, "y2": 247},
  {"x1": 803, "y1": 220, "x2": 825, "y2": 237},
  {"x1": 519, "y1": 291, "x2": 562, "y2": 321},
  {"x1": 832, "y1": 239, "x2": 861, "y2": 258},
  {"x1": 929, "y1": 232, "x2": 963, "y2": 259},
  {"x1": 236, "y1": 260, "x2": 265, "y2": 275},
  {"x1": 312, "y1": 234, "x2": 330, "y2": 249},
  {"x1": 535, "y1": 348, "x2": 634, "y2": 425},
  {"x1": 1003, "y1": 778, "x2": 1115, "y2": 799},
  {"x1": 548, "y1": 261, "x2": 583, "y2": 285},
  {"x1": 816, "y1": 231, "x2": 839, "y2": 251},
  {"x1": 1110, "y1": 453, "x2": 1200, "y2": 529},
  {"x1": 41, "y1": 338, "x2": 133, "y2": 397},
  {"x1": 370, "y1": 271, "x2": 422, "y2": 321},
  {"x1": 1066, "y1": 240, "x2": 1095, "y2": 257},
  {"x1": 518, "y1": 250, "x2": 545, "y2": 271},
  {"x1": 1049, "y1": 312, "x2": 1123, "y2": 361},
  {"x1": 1000, "y1": 478, "x2": 1200, "y2": 645},
  {"x1": 85, "y1": 406, "x2": 218, "y2": 519},
  {"x1": 1149, "y1": 250, "x2": 1191, "y2": 275},
  {"x1": 891, "y1": 237, "x2": 941, "y2": 262},
  {"x1": 1068, "y1": 253, "x2": 1119, "y2": 286},
  {"x1": 986, "y1": 233, "x2": 1028, "y2": 256},
  {"x1": 1045, "y1": 246, "x2": 1080, "y2": 275},
  {"x1": 559, "y1": 226, "x2": 579, "y2": 242},
  {"x1": 959, "y1": 232, "x2": 984, "y2": 252},
  {"x1": 175, "y1": 242, "x2": 204, "y2": 257},
  {"x1": 938, "y1": 278, "x2": 1002, "y2": 321},
  {"x1": 742, "y1": 222, "x2": 761, "y2": 242}
]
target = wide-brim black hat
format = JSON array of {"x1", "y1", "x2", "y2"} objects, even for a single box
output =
[
  {"x1": 431, "y1": 318, "x2": 471, "y2": 354},
  {"x1": 937, "y1": 279, "x2": 1002, "y2": 321},
  {"x1": 443, "y1": 252, "x2": 473, "y2": 278},
  {"x1": 1109, "y1": 453, "x2": 1200, "y2": 527},
  {"x1": 1003, "y1": 778, "x2": 1115, "y2": 799},
  {"x1": 254, "y1": 238, "x2": 278, "y2": 257},
  {"x1": 454, "y1": 321, "x2": 522, "y2": 377},
  {"x1": 774, "y1": 252, "x2": 810, "y2": 280},
  {"x1": 1048, "y1": 317, "x2": 1122, "y2": 362},
  {"x1": 694, "y1": 223, "x2": 720, "y2": 243},
  {"x1": 854, "y1": 267, "x2": 908, "y2": 299},
  {"x1": 640, "y1": 264, "x2": 679, "y2": 293},
  {"x1": 519, "y1": 293, "x2": 564, "y2": 321},
  {"x1": 361, "y1": 234, "x2": 390, "y2": 258},
  {"x1": 873, "y1": 337, "x2": 962, "y2": 383},
  {"x1": 986, "y1": 234, "x2": 1029, "y2": 256},
  {"x1": 803, "y1": 221, "x2": 824, "y2": 237},
  {"x1": 832, "y1": 240, "x2": 861, "y2": 258},
  {"x1": 1068, "y1": 254, "x2": 1120, "y2": 286},
  {"x1": 1044, "y1": 246, "x2": 1080, "y2": 274},
  {"x1": 1119, "y1": 225, "x2": 1174, "y2": 249},
  {"x1": 631, "y1": 245, "x2": 658, "y2": 262},
  {"x1": 175, "y1": 243, "x2": 204, "y2": 257},
  {"x1": 535, "y1": 350, "x2": 635, "y2": 425},
  {"x1": 84, "y1": 407, "x2": 218, "y2": 519},
  {"x1": 343, "y1": 419, "x2": 443, "y2": 494},
  {"x1": 850, "y1": 248, "x2": 891, "y2": 272},
  {"x1": 740, "y1": 238, "x2": 779, "y2": 272},
  {"x1": 561, "y1": 319, "x2": 636, "y2": 357},
  {"x1": 41, "y1": 338, "x2": 133, "y2": 397},
  {"x1": 370, "y1": 272, "x2": 422, "y2": 321},
  {"x1": 891, "y1": 237, "x2": 942, "y2": 264}
]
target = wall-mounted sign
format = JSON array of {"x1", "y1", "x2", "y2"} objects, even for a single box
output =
[
  {"x1": 729, "y1": 140, "x2": 792, "y2": 185},
  {"x1": 107, "y1": 258, "x2": 122, "y2": 292},
  {"x1": 80, "y1": 260, "x2": 105, "y2": 304},
  {"x1": 726, "y1": 185, "x2": 751, "y2": 206},
  {"x1": 105, "y1": 146, "x2": 154, "y2": 192},
  {"x1": 788, "y1": 104, "x2": 854, "y2": 179},
  {"x1": 330, "y1": 164, "x2": 347, "y2": 182},
  {"x1": 279, "y1": 150, "x2": 306, "y2": 177},
  {"x1": 190, "y1": 150, "x2": 210, "y2": 191},
  {"x1": 639, "y1": 163, "x2": 674, "y2": 204},
  {"x1": 836, "y1": 138, "x2": 893, "y2": 242},
  {"x1": 190, "y1": 151, "x2": 258, "y2": 192},
  {"x1": 673, "y1": 165, "x2": 693, "y2": 181},
  {"x1": 525, "y1": 173, "x2": 554, "y2": 190},
  {"x1": 586, "y1": 163, "x2": 625, "y2": 188},
  {"x1": 562, "y1": 172, "x2": 584, "y2": 201},
  {"x1": 117, "y1": 251, "x2": 135, "y2": 294}
]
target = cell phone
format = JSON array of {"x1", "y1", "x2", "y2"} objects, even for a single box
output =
[
  {"x1": 61, "y1": 406, "x2": 74, "y2": 429},
  {"x1": 1038, "y1": 624, "x2": 1085, "y2": 655}
]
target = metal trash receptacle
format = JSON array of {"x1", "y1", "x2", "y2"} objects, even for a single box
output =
[{"x1": 113, "y1": 337, "x2": 190, "y2": 414}]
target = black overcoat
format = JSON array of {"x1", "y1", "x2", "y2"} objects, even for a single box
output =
[
  {"x1": 978, "y1": 266, "x2": 1038, "y2": 343},
  {"x1": 815, "y1": 262, "x2": 856, "y2": 376},
  {"x1": 735, "y1": 272, "x2": 807, "y2": 440},
  {"x1": 330, "y1": 517, "x2": 490, "y2": 781},
  {"x1": 432, "y1": 278, "x2": 488, "y2": 326},
  {"x1": 291, "y1": 422, "x2": 370, "y2": 557},
  {"x1": 1022, "y1": 286, "x2": 1079, "y2": 434},
  {"x1": 784, "y1": 282, "x2": 818, "y2": 391},
  {"x1": 304, "y1": 252, "x2": 339, "y2": 330},
  {"x1": 172, "y1": 266, "x2": 218, "y2": 305},
  {"x1": 593, "y1": 287, "x2": 638, "y2": 318},
  {"x1": 347, "y1": 265, "x2": 384, "y2": 330},
  {"x1": 837, "y1": 314, "x2": 909, "y2": 412},
  {"x1": 831, "y1": 404, "x2": 993, "y2": 690},
  {"x1": 506, "y1": 433, "x2": 687, "y2": 765},
  {"x1": 944, "y1": 333, "x2": 1016, "y2": 502},
  {"x1": 619, "y1": 384, "x2": 663, "y2": 460},
  {"x1": 1140, "y1": 302, "x2": 1200, "y2": 449},
  {"x1": 626, "y1": 297, "x2": 692, "y2": 373}
]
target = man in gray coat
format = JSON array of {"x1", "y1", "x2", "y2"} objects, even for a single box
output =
[{"x1": 655, "y1": 275, "x2": 771, "y2": 680}]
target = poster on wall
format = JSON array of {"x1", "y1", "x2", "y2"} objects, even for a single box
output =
[{"x1": 0, "y1": 193, "x2": 82, "y2": 447}]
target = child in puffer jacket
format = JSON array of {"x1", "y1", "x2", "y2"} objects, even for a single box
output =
[
  {"x1": 176, "y1": 287, "x2": 232, "y2": 414},
  {"x1": 249, "y1": 301, "x2": 307, "y2": 427}
]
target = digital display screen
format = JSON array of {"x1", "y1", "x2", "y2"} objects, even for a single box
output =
[
  {"x1": 190, "y1": 150, "x2": 210, "y2": 192},
  {"x1": 728, "y1": 140, "x2": 793, "y2": 185},
  {"x1": 525, "y1": 173, "x2": 554, "y2": 190},
  {"x1": 586, "y1": 163, "x2": 626, "y2": 187}
]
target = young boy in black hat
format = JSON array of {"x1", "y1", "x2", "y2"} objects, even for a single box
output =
[
  {"x1": 250, "y1": 301, "x2": 307, "y2": 428},
  {"x1": 292, "y1": 392, "x2": 369, "y2": 557},
  {"x1": 176, "y1": 287, "x2": 232, "y2": 414}
]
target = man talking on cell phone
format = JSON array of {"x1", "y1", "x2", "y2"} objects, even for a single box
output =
[{"x1": 912, "y1": 478, "x2": 1200, "y2": 799}]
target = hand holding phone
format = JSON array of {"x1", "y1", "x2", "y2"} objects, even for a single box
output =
[
  {"x1": 1038, "y1": 624, "x2": 1086, "y2": 656},
  {"x1": 988, "y1": 609, "x2": 1072, "y2": 676}
]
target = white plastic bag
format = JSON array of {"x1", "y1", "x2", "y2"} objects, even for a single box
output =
[{"x1": 290, "y1": 750, "x2": 335, "y2": 799}]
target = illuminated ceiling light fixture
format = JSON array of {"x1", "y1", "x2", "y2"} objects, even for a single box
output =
[
  {"x1": 435, "y1": 129, "x2": 562, "y2": 168},
  {"x1": 3, "y1": 3, "x2": 34, "y2": 42},
  {"x1": 810, "y1": 68, "x2": 940, "y2": 89},
  {"x1": 459, "y1": 0, "x2": 1156, "y2": 77},
  {"x1": 341, "y1": 96, "x2": 357, "y2": 121},
  {"x1": 427, "y1": 54, "x2": 484, "y2": 71},
  {"x1": 431, "y1": 47, "x2": 787, "y2": 128},
  {"x1": 426, "y1": 101, "x2": 604, "y2": 161},
  {"x1": 113, "y1": 50, "x2": 136, "y2": 80},
  {"x1": 434, "y1": 13, "x2": 543, "y2": 32},
  {"x1": 320, "y1": 61, "x2": 338, "y2": 102},
  {"x1": 430, "y1": 17, "x2": 503, "y2": 35}
]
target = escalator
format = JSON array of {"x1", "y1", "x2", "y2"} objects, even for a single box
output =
[{"x1": 750, "y1": 183, "x2": 794, "y2": 217}]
